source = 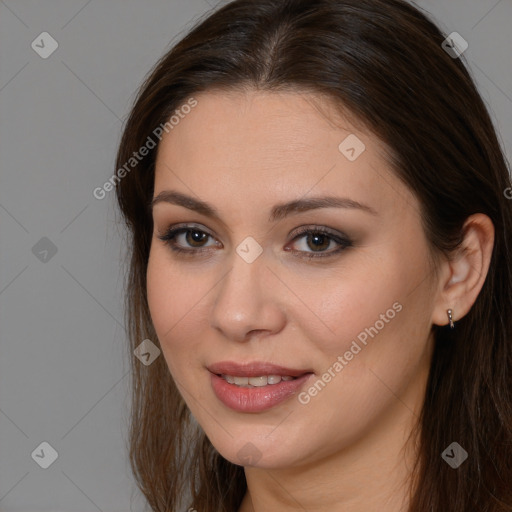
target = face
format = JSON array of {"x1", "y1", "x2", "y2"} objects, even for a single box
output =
[{"x1": 147, "y1": 89, "x2": 437, "y2": 469}]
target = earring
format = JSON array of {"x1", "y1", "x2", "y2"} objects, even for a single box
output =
[{"x1": 447, "y1": 309, "x2": 455, "y2": 329}]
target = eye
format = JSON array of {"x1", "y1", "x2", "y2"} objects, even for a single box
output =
[
  {"x1": 286, "y1": 226, "x2": 352, "y2": 259},
  {"x1": 157, "y1": 224, "x2": 219, "y2": 255},
  {"x1": 156, "y1": 223, "x2": 352, "y2": 259}
]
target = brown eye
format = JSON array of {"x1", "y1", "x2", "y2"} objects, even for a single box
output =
[
  {"x1": 157, "y1": 225, "x2": 219, "y2": 254},
  {"x1": 157, "y1": 224, "x2": 352, "y2": 260},
  {"x1": 185, "y1": 229, "x2": 209, "y2": 247},
  {"x1": 287, "y1": 226, "x2": 353, "y2": 259},
  {"x1": 305, "y1": 233, "x2": 331, "y2": 252}
]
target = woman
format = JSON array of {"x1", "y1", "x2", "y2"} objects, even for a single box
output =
[{"x1": 115, "y1": 0, "x2": 512, "y2": 510}]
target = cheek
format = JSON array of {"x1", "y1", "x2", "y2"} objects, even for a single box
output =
[
  {"x1": 292, "y1": 274, "x2": 425, "y2": 429},
  {"x1": 299, "y1": 248, "x2": 431, "y2": 385},
  {"x1": 295, "y1": 264, "x2": 402, "y2": 355},
  {"x1": 146, "y1": 249, "x2": 208, "y2": 368}
]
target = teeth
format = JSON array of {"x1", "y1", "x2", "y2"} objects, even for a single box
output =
[
  {"x1": 249, "y1": 376, "x2": 268, "y2": 387},
  {"x1": 221, "y1": 374, "x2": 297, "y2": 387}
]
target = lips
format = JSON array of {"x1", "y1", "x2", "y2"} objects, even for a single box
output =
[
  {"x1": 207, "y1": 361, "x2": 312, "y2": 378},
  {"x1": 207, "y1": 361, "x2": 314, "y2": 412}
]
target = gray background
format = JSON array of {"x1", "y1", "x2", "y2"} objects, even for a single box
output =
[{"x1": 0, "y1": 0, "x2": 510, "y2": 511}]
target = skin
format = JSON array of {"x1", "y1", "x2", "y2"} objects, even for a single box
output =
[{"x1": 146, "y1": 89, "x2": 494, "y2": 512}]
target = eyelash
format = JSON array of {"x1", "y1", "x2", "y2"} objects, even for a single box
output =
[{"x1": 156, "y1": 223, "x2": 353, "y2": 260}]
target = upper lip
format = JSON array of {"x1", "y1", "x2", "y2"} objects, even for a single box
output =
[{"x1": 207, "y1": 361, "x2": 313, "y2": 378}]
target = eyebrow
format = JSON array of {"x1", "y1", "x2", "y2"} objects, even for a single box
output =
[{"x1": 150, "y1": 190, "x2": 378, "y2": 221}]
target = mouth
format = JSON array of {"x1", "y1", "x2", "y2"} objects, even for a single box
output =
[
  {"x1": 207, "y1": 361, "x2": 314, "y2": 412},
  {"x1": 207, "y1": 360, "x2": 313, "y2": 380},
  {"x1": 218, "y1": 374, "x2": 298, "y2": 388}
]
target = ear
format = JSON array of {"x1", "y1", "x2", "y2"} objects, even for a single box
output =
[{"x1": 431, "y1": 213, "x2": 495, "y2": 327}]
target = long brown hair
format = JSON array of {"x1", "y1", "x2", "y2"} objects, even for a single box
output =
[{"x1": 114, "y1": 0, "x2": 512, "y2": 510}]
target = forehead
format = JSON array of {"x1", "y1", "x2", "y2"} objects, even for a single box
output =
[
  {"x1": 156, "y1": 89, "x2": 369, "y2": 163},
  {"x1": 153, "y1": 89, "x2": 416, "y2": 221}
]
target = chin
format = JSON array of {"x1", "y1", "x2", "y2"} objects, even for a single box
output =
[{"x1": 201, "y1": 426, "x2": 312, "y2": 469}]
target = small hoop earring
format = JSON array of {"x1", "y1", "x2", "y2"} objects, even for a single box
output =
[{"x1": 447, "y1": 308, "x2": 455, "y2": 329}]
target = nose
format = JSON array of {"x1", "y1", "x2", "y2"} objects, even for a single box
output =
[{"x1": 209, "y1": 249, "x2": 287, "y2": 343}]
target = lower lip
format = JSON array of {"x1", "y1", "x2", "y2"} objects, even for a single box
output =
[{"x1": 210, "y1": 372, "x2": 313, "y2": 413}]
